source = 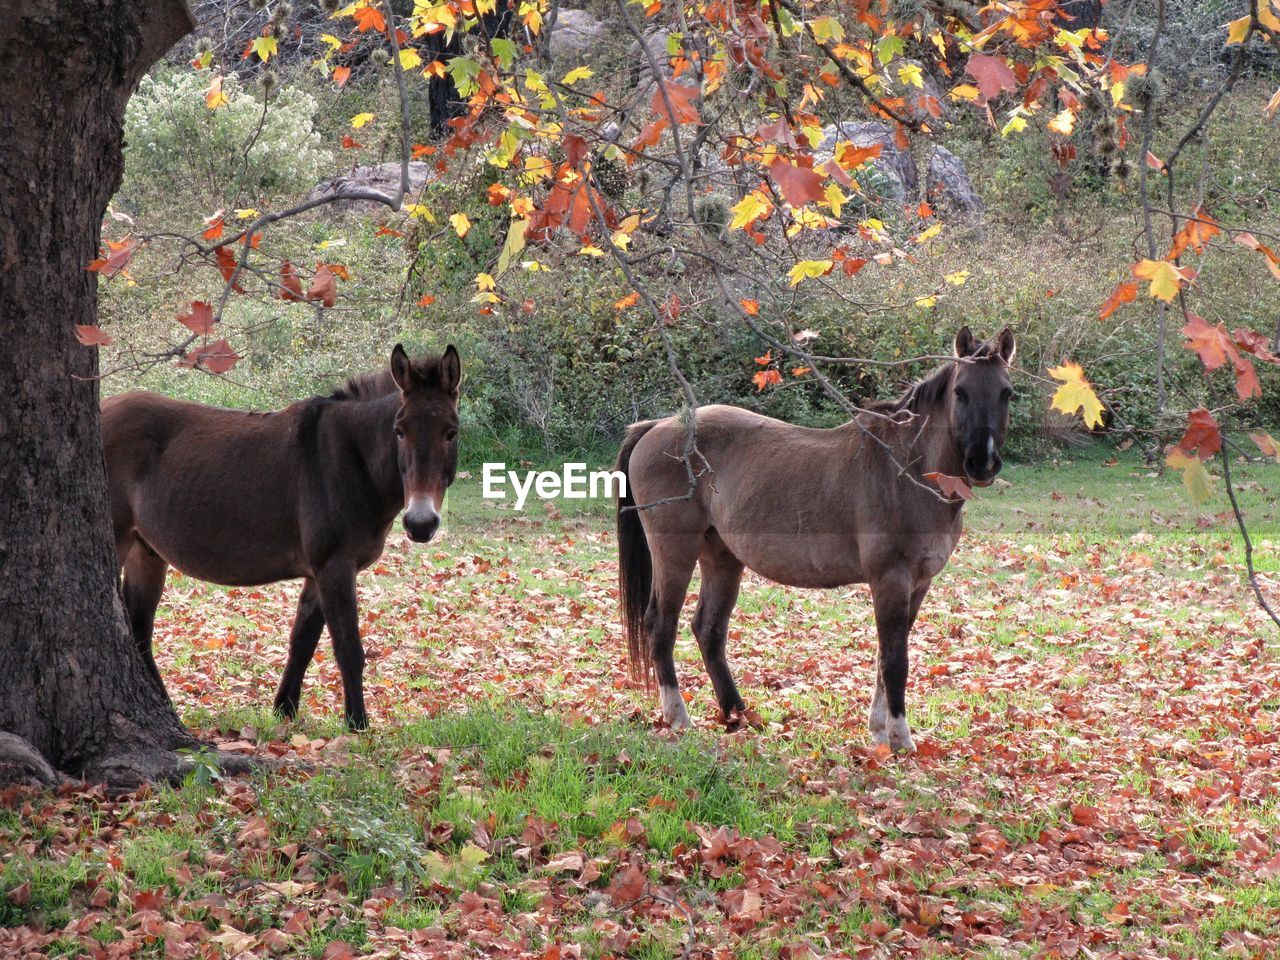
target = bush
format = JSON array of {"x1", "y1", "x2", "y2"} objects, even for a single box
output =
[{"x1": 122, "y1": 70, "x2": 330, "y2": 210}]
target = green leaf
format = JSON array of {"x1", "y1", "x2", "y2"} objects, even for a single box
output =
[{"x1": 491, "y1": 37, "x2": 517, "y2": 70}]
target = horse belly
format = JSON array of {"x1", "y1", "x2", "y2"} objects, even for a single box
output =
[{"x1": 720, "y1": 531, "x2": 865, "y2": 589}]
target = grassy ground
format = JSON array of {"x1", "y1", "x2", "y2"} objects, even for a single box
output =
[{"x1": 3, "y1": 444, "x2": 1280, "y2": 959}]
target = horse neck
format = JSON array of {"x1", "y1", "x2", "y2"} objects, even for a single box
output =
[
  {"x1": 855, "y1": 389, "x2": 964, "y2": 484},
  {"x1": 326, "y1": 392, "x2": 405, "y2": 515}
]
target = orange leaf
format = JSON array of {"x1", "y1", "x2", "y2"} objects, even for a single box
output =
[
  {"x1": 352, "y1": 6, "x2": 385, "y2": 33},
  {"x1": 739, "y1": 299, "x2": 759, "y2": 315},
  {"x1": 416, "y1": 294, "x2": 436, "y2": 307},
  {"x1": 752, "y1": 368, "x2": 782, "y2": 391},
  {"x1": 86, "y1": 238, "x2": 140, "y2": 277},
  {"x1": 307, "y1": 264, "x2": 338, "y2": 307},
  {"x1": 923, "y1": 472, "x2": 973, "y2": 500},
  {"x1": 179, "y1": 339, "x2": 240, "y2": 374},
  {"x1": 650, "y1": 81, "x2": 700, "y2": 125},
  {"x1": 614, "y1": 291, "x2": 639, "y2": 310},
  {"x1": 279, "y1": 260, "x2": 305, "y2": 302},
  {"x1": 333, "y1": 66, "x2": 351, "y2": 88},
  {"x1": 1098, "y1": 281, "x2": 1137, "y2": 320},
  {"x1": 1175, "y1": 408, "x2": 1222, "y2": 460}
]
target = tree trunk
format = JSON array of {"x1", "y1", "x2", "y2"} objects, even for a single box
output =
[{"x1": 0, "y1": 1, "x2": 217, "y2": 789}]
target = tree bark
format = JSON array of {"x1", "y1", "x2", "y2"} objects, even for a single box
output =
[{"x1": 0, "y1": 1, "x2": 220, "y2": 789}]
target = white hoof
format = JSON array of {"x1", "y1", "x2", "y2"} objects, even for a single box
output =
[
  {"x1": 660, "y1": 685, "x2": 692, "y2": 731},
  {"x1": 887, "y1": 715, "x2": 915, "y2": 754}
]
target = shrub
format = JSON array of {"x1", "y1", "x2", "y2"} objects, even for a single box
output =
[{"x1": 122, "y1": 70, "x2": 330, "y2": 210}]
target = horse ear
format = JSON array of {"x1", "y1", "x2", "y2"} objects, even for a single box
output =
[
  {"x1": 954, "y1": 325, "x2": 977, "y2": 358},
  {"x1": 996, "y1": 326, "x2": 1017, "y2": 365},
  {"x1": 439, "y1": 344, "x2": 461, "y2": 394},
  {"x1": 390, "y1": 343, "x2": 416, "y2": 392}
]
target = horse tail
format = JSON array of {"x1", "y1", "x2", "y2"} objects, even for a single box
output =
[{"x1": 617, "y1": 420, "x2": 658, "y2": 684}]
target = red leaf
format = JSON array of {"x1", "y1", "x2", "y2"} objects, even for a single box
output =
[
  {"x1": 307, "y1": 264, "x2": 338, "y2": 307},
  {"x1": 923, "y1": 472, "x2": 973, "y2": 500},
  {"x1": 341, "y1": 135, "x2": 364, "y2": 149},
  {"x1": 756, "y1": 117, "x2": 800, "y2": 148},
  {"x1": 86, "y1": 238, "x2": 140, "y2": 277},
  {"x1": 1099, "y1": 281, "x2": 1137, "y2": 320},
  {"x1": 279, "y1": 261, "x2": 305, "y2": 302},
  {"x1": 333, "y1": 66, "x2": 351, "y2": 88},
  {"x1": 215, "y1": 245, "x2": 245, "y2": 292},
  {"x1": 177, "y1": 301, "x2": 215, "y2": 335},
  {"x1": 416, "y1": 294, "x2": 436, "y2": 306},
  {"x1": 1176, "y1": 408, "x2": 1222, "y2": 460},
  {"x1": 179, "y1": 339, "x2": 241, "y2": 375},
  {"x1": 203, "y1": 210, "x2": 225, "y2": 240},
  {"x1": 768, "y1": 158, "x2": 825, "y2": 207},
  {"x1": 965, "y1": 54, "x2": 1018, "y2": 101},
  {"x1": 651, "y1": 81, "x2": 700, "y2": 124},
  {"x1": 75, "y1": 325, "x2": 113, "y2": 346}
]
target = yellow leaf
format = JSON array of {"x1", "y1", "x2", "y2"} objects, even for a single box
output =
[
  {"x1": 898, "y1": 62, "x2": 924, "y2": 89},
  {"x1": 944, "y1": 269, "x2": 970, "y2": 286},
  {"x1": 521, "y1": 260, "x2": 549, "y2": 271},
  {"x1": 320, "y1": 33, "x2": 343, "y2": 49},
  {"x1": 1048, "y1": 361, "x2": 1105, "y2": 429},
  {"x1": 399, "y1": 48, "x2": 423, "y2": 71},
  {"x1": 810, "y1": 16, "x2": 844, "y2": 42},
  {"x1": 578, "y1": 245, "x2": 604, "y2": 257},
  {"x1": 251, "y1": 36, "x2": 279, "y2": 62},
  {"x1": 728, "y1": 192, "x2": 772, "y2": 231},
  {"x1": 914, "y1": 223, "x2": 943, "y2": 244},
  {"x1": 822, "y1": 183, "x2": 846, "y2": 218},
  {"x1": 522, "y1": 155, "x2": 553, "y2": 183},
  {"x1": 351, "y1": 112, "x2": 376, "y2": 128},
  {"x1": 1001, "y1": 113, "x2": 1028, "y2": 137},
  {"x1": 475, "y1": 272, "x2": 496, "y2": 291},
  {"x1": 1047, "y1": 108, "x2": 1076, "y2": 135},
  {"x1": 205, "y1": 75, "x2": 229, "y2": 110},
  {"x1": 1132, "y1": 259, "x2": 1184, "y2": 302},
  {"x1": 1225, "y1": 14, "x2": 1251, "y2": 44},
  {"x1": 495, "y1": 217, "x2": 527, "y2": 276},
  {"x1": 787, "y1": 259, "x2": 833, "y2": 286},
  {"x1": 404, "y1": 203, "x2": 435, "y2": 222},
  {"x1": 234, "y1": 208, "x2": 260, "y2": 219},
  {"x1": 561, "y1": 66, "x2": 594, "y2": 84},
  {"x1": 1166, "y1": 447, "x2": 1214, "y2": 504},
  {"x1": 949, "y1": 83, "x2": 980, "y2": 101},
  {"x1": 450, "y1": 213, "x2": 472, "y2": 238},
  {"x1": 915, "y1": 295, "x2": 937, "y2": 308}
]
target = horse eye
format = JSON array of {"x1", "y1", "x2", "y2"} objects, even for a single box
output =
[
  {"x1": 394, "y1": 426, "x2": 405, "y2": 439},
  {"x1": 1000, "y1": 388, "x2": 1013, "y2": 403},
  {"x1": 445, "y1": 430, "x2": 458, "y2": 443},
  {"x1": 954, "y1": 388, "x2": 969, "y2": 403}
]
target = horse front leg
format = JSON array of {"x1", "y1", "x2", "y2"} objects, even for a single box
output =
[
  {"x1": 869, "y1": 573, "x2": 930, "y2": 753},
  {"x1": 314, "y1": 564, "x2": 368, "y2": 731},
  {"x1": 273, "y1": 578, "x2": 326, "y2": 720}
]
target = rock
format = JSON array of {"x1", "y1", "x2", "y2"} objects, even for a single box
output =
[
  {"x1": 899, "y1": 59, "x2": 951, "y2": 124},
  {"x1": 925, "y1": 146, "x2": 984, "y2": 224},
  {"x1": 817, "y1": 121, "x2": 917, "y2": 201},
  {"x1": 628, "y1": 27, "x2": 674, "y2": 88},
  {"x1": 307, "y1": 161, "x2": 436, "y2": 211},
  {"x1": 548, "y1": 8, "x2": 608, "y2": 60}
]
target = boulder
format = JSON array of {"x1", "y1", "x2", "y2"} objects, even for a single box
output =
[
  {"x1": 817, "y1": 121, "x2": 917, "y2": 201},
  {"x1": 548, "y1": 8, "x2": 608, "y2": 60},
  {"x1": 925, "y1": 146, "x2": 984, "y2": 223},
  {"x1": 307, "y1": 161, "x2": 436, "y2": 211},
  {"x1": 628, "y1": 27, "x2": 674, "y2": 88}
]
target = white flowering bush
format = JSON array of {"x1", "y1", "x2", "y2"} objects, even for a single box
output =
[{"x1": 123, "y1": 70, "x2": 329, "y2": 207}]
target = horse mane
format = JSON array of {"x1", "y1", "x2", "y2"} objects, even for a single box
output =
[
  {"x1": 865, "y1": 362, "x2": 955, "y2": 416},
  {"x1": 325, "y1": 354, "x2": 446, "y2": 402}
]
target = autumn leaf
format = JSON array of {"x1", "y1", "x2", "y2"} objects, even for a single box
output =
[
  {"x1": 177, "y1": 300, "x2": 215, "y2": 335},
  {"x1": 1099, "y1": 281, "x2": 1137, "y2": 320},
  {"x1": 1234, "y1": 232, "x2": 1280, "y2": 280},
  {"x1": 87, "y1": 238, "x2": 140, "y2": 277},
  {"x1": 1048, "y1": 362, "x2": 1105, "y2": 429},
  {"x1": 450, "y1": 213, "x2": 472, "y2": 238},
  {"x1": 250, "y1": 36, "x2": 278, "y2": 62},
  {"x1": 75, "y1": 325, "x2": 112, "y2": 346},
  {"x1": 352, "y1": 4, "x2": 386, "y2": 33},
  {"x1": 924, "y1": 472, "x2": 974, "y2": 500},
  {"x1": 768, "y1": 158, "x2": 825, "y2": 207},
  {"x1": 1169, "y1": 206, "x2": 1221, "y2": 258},
  {"x1": 835, "y1": 142, "x2": 883, "y2": 170},
  {"x1": 307, "y1": 264, "x2": 338, "y2": 307},
  {"x1": 416, "y1": 294, "x2": 436, "y2": 307},
  {"x1": 787, "y1": 259, "x2": 833, "y2": 286},
  {"x1": 1175, "y1": 408, "x2": 1222, "y2": 460},
  {"x1": 613, "y1": 291, "x2": 639, "y2": 310},
  {"x1": 753, "y1": 368, "x2": 782, "y2": 391},
  {"x1": 965, "y1": 54, "x2": 1018, "y2": 101},
  {"x1": 1132, "y1": 259, "x2": 1190, "y2": 302},
  {"x1": 740, "y1": 299, "x2": 759, "y2": 315},
  {"x1": 333, "y1": 66, "x2": 351, "y2": 88},
  {"x1": 1250, "y1": 432, "x2": 1280, "y2": 462},
  {"x1": 1047, "y1": 109, "x2": 1076, "y2": 135},
  {"x1": 205, "y1": 75, "x2": 229, "y2": 110},
  {"x1": 1165, "y1": 447, "x2": 1214, "y2": 504},
  {"x1": 279, "y1": 261, "x2": 305, "y2": 302},
  {"x1": 728, "y1": 192, "x2": 772, "y2": 230},
  {"x1": 351, "y1": 112, "x2": 376, "y2": 129},
  {"x1": 179, "y1": 339, "x2": 241, "y2": 374},
  {"x1": 650, "y1": 81, "x2": 700, "y2": 125}
]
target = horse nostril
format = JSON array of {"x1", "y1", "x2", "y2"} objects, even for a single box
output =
[{"x1": 404, "y1": 512, "x2": 440, "y2": 542}]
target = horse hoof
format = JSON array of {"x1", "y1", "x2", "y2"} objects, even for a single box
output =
[
  {"x1": 273, "y1": 700, "x2": 298, "y2": 721},
  {"x1": 346, "y1": 714, "x2": 369, "y2": 733},
  {"x1": 887, "y1": 716, "x2": 915, "y2": 754},
  {"x1": 659, "y1": 686, "x2": 692, "y2": 731}
]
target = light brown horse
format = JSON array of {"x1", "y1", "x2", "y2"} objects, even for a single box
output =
[
  {"x1": 103, "y1": 345, "x2": 461, "y2": 730},
  {"x1": 616, "y1": 327, "x2": 1015, "y2": 750}
]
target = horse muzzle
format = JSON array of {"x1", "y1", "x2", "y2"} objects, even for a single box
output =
[{"x1": 403, "y1": 497, "x2": 441, "y2": 543}]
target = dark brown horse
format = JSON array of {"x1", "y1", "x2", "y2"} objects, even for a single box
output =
[
  {"x1": 103, "y1": 345, "x2": 461, "y2": 730},
  {"x1": 617, "y1": 327, "x2": 1015, "y2": 750}
]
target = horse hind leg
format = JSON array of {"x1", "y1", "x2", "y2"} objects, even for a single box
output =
[
  {"x1": 644, "y1": 534, "x2": 700, "y2": 731},
  {"x1": 692, "y1": 537, "x2": 746, "y2": 720},
  {"x1": 273, "y1": 578, "x2": 326, "y2": 721},
  {"x1": 121, "y1": 542, "x2": 169, "y2": 692}
]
